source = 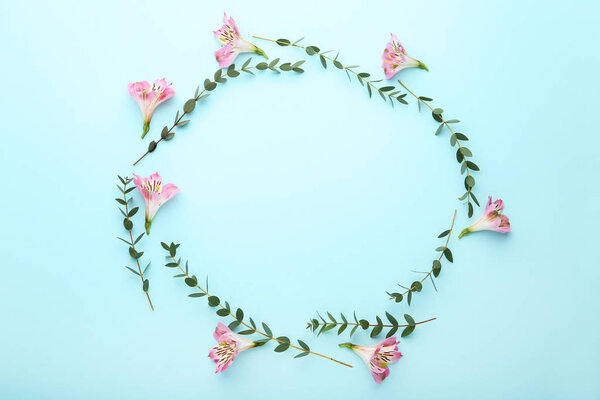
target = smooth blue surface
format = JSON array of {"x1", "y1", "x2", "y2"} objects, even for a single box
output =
[{"x1": 1, "y1": 1, "x2": 599, "y2": 398}]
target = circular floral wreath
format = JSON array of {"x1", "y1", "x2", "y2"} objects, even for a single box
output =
[{"x1": 116, "y1": 13, "x2": 511, "y2": 384}]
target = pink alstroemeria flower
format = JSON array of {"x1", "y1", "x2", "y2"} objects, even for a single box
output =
[
  {"x1": 128, "y1": 79, "x2": 175, "y2": 138},
  {"x1": 213, "y1": 13, "x2": 267, "y2": 68},
  {"x1": 382, "y1": 34, "x2": 428, "y2": 79},
  {"x1": 133, "y1": 172, "x2": 179, "y2": 234},
  {"x1": 459, "y1": 196, "x2": 511, "y2": 238},
  {"x1": 339, "y1": 337, "x2": 402, "y2": 384},
  {"x1": 209, "y1": 323, "x2": 259, "y2": 373}
]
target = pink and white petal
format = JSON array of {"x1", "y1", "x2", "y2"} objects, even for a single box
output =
[
  {"x1": 371, "y1": 367, "x2": 390, "y2": 384},
  {"x1": 213, "y1": 322, "x2": 233, "y2": 341},
  {"x1": 160, "y1": 183, "x2": 180, "y2": 202},
  {"x1": 215, "y1": 44, "x2": 239, "y2": 68},
  {"x1": 158, "y1": 85, "x2": 176, "y2": 102},
  {"x1": 226, "y1": 13, "x2": 240, "y2": 37}
]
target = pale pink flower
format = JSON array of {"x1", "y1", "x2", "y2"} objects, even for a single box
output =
[
  {"x1": 382, "y1": 34, "x2": 428, "y2": 79},
  {"x1": 459, "y1": 196, "x2": 511, "y2": 238},
  {"x1": 213, "y1": 13, "x2": 267, "y2": 68},
  {"x1": 133, "y1": 172, "x2": 179, "y2": 234},
  {"x1": 340, "y1": 337, "x2": 402, "y2": 384},
  {"x1": 128, "y1": 79, "x2": 175, "y2": 138},
  {"x1": 209, "y1": 322, "x2": 257, "y2": 373}
]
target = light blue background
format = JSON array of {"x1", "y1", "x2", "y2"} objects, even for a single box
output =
[{"x1": 1, "y1": 0, "x2": 599, "y2": 398}]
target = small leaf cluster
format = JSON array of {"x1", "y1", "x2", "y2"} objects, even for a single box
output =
[
  {"x1": 136, "y1": 58, "x2": 305, "y2": 164},
  {"x1": 275, "y1": 38, "x2": 408, "y2": 106},
  {"x1": 115, "y1": 176, "x2": 151, "y2": 298},
  {"x1": 307, "y1": 311, "x2": 419, "y2": 338},
  {"x1": 415, "y1": 95, "x2": 481, "y2": 216},
  {"x1": 161, "y1": 242, "x2": 313, "y2": 359},
  {"x1": 387, "y1": 213, "x2": 456, "y2": 306}
]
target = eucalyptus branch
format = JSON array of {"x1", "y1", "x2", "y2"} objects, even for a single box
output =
[
  {"x1": 397, "y1": 81, "x2": 480, "y2": 216},
  {"x1": 253, "y1": 36, "x2": 408, "y2": 106},
  {"x1": 132, "y1": 58, "x2": 305, "y2": 165},
  {"x1": 387, "y1": 210, "x2": 457, "y2": 306},
  {"x1": 115, "y1": 176, "x2": 153, "y2": 310},
  {"x1": 254, "y1": 36, "x2": 480, "y2": 215},
  {"x1": 307, "y1": 311, "x2": 437, "y2": 339},
  {"x1": 161, "y1": 242, "x2": 353, "y2": 368}
]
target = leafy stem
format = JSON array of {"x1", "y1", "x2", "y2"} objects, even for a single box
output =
[
  {"x1": 253, "y1": 36, "x2": 408, "y2": 105},
  {"x1": 387, "y1": 210, "x2": 457, "y2": 306},
  {"x1": 161, "y1": 242, "x2": 353, "y2": 368},
  {"x1": 132, "y1": 58, "x2": 305, "y2": 166},
  {"x1": 115, "y1": 176, "x2": 153, "y2": 310},
  {"x1": 307, "y1": 311, "x2": 437, "y2": 339},
  {"x1": 397, "y1": 81, "x2": 480, "y2": 216}
]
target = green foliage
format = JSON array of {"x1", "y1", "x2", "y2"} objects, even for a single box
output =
[
  {"x1": 115, "y1": 176, "x2": 153, "y2": 310},
  {"x1": 306, "y1": 310, "x2": 431, "y2": 339}
]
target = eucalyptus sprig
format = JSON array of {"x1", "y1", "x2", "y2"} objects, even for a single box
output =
[
  {"x1": 253, "y1": 36, "x2": 480, "y2": 215},
  {"x1": 132, "y1": 58, "x2": 305, "y2": 166},
  {"x1": 253, "y1": 36, "x2": 408, "y2": 106},
  {"x1": 115, "y1": 175, "x2": 153, "y2": 310},
  {"x1": 397, "y1": 81, "x2": 480, "y2": 216},
  {"x1": 387, "y1": 210, "x2": 457, "y2": 306},
  {"x1": 307, "y1": 311, "x2": 437, "y2": 339},
  {"x1": 161, "y1": 242, "x2": 353, "y2": 368}
]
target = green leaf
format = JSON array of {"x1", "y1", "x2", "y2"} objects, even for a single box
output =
[
  {"x1": 115, "y1": 198, "x2": 126, "y2": 205},
  {"x1": 404, "y1": 314, "x2": 416, "y2": 326},
  {"x1": 207, "y1": 296, "x2": 220, "y2": 307},
  {"x1": 432, "y1": 259, "x2": 442, "y2": 277},
  {"x1": 188, "y1": 293, "x2": 206, "y2": 297},
  {"x1": 203, "y1": 79, "x2": 217, "y2": 91},
  {"x1": 319, "y1": 55, "x2": 327, "y2": 68},
  {"x1": 446, "y1": 119, "x2": 460, "y2": 124},
  {"x1": 333, "y1": 60, "x2": 343, "y2": 69},
  {"x1": 216, "y1": 308, "x2": 229, "y2": 317},
  {"x1": 418, "y1": 96, "x2": 433, "y2": 102},
  {"x1": 297, "y1": 339, "x2": 310, "y2": 351},
  {"x1": 350, "y1": 325, "x2": 359, "y2": 337},
  {"x1": 436, "y1": 124, "x2": 445, "y2": 135},
  {"x1": 401, "y1": 325, "x2": 415, "y2": 337},
  {"x1": 128, "y1": 207, "x2": 139, "y2": 218},
  {"x1": 386, "y1": 326, "x2": 398, "y2": 338},
  {"x1": 444, "y1": 247, "x2": 453, "y2": 262},
  {"x1": 294, "y1": 352, "x2": 309, "y2": 358},
  {"x1": 242, "y1": 57, "x2": 252, "y2": 69},
  {"x1": 468, "y1": 202, "x2": 474, "y2": 218},
  {"x1": 125, "y1": 266, "x2": 140, "y2": 276},
  {"x1": 262, "y1": 322, "x2": 273, "y2": 337},
  {"x1": 176, "y1": 120, "x2": 190, "y2": 127},
  {"x1": 280, "y1": 63, "x2": 292, "y2": 71},
  {"x1": 380, "y1": 86, "x2": 394, "y2": 92},
  {"x1": 465, "y1": 175, "x2": 475, "y2": 189},
  {"x1": 432, "y1": 110, "x2": 443, "y2": 122},
  {"x1": 237, "y1": 329, "x2": 254, "y2": 335},
  {"x1": 269, "y1": 58, "x2": 280, "y2": 68},
  {"x1": 438, "y1": 229, "x2": 450, "y2": 238},
  {"x1": 256, "y1": 62, "x2": 268, "y2": 70},
  {"x1": 460, "y1": 147, "x2": 473, "y2": 157},
  {"x1": 385, "y1": 312, "x2": 398, "y2": 326},
  {"x1": 291, "y1": 60, "x2": 305, "y2": 69},
  {"x1": 183, "y1": 99, "x2": 196, "y2": 113},
  {"x1": 338, "y1": 323, "x2": 348, "y2": 335},
  {"x1": 411, "y1": 281, "x2": 423, "y2": 292},
  {"x1": 236, "y1": 308, "x2": 244, "y2": 322},
  {"x1": 359, "y1": 320, "x2": 369, "y2": 330},
  {"x1": 184, "y1": 277, "x2": 197, "y2": 287},
  {"x1": 370, "y1": 316, "x2": 383, "y2": 338},
  {"x1": 407, "y1": 290, "x2": 412, "y2": 306},
  {"x1": 455, "y1": 132, "x2": 469, "y2": 141},
  {"x1": 276, "y1": 38, "x2": 291, "y2": 46},
  {"x1": 274, "y1": 343, "x2": 290, "y2": 352},
  {"x1": 142, "y1": 279, "x2": 149, "y2": 292},
  {"x1": 466, "y1": 161, "x2": 479, "y2": 171}
]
